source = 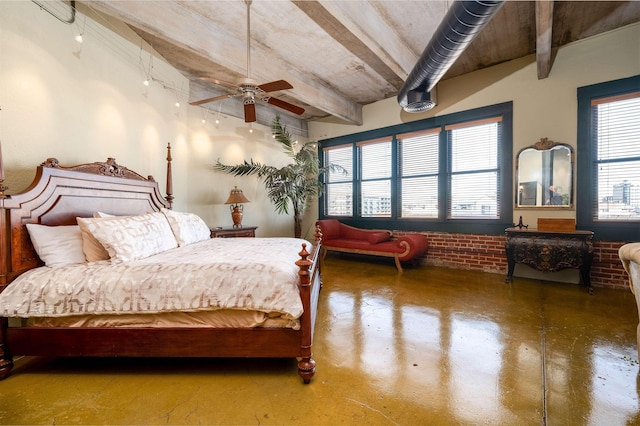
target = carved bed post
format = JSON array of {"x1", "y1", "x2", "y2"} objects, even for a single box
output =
[
  {"x1": 296, "y1": 243, "x2": 316, "y2": 384},
  {"x1": 165, "y1": 142, "x2": 174, "y2": 209}
]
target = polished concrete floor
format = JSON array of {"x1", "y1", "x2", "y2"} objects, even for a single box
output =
[{"x1": 0, "y1": 253, "x2": 639, "y2": 425}]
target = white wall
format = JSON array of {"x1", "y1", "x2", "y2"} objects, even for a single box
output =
[
  {"x1": 1, "y1": 2, "x2": 186, "y2": 197},
  {"x1": 309, "y1": 22, "x2": 640, "y2": 228},
  {"x1": 0, "y1": 1, "x2": 299, "y2": 238}
]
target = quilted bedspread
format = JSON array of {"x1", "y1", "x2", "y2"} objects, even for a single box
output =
[{"x1": 0, "y1": 237, "x2": 312, "y2": 319}]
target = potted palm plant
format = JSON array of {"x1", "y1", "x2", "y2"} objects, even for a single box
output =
[{"x1": 214, "y1": 115, "x2": 343, "y2": 238}]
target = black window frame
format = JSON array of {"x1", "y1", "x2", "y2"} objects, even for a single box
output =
[
  {"x1": 318, "y1": 102, "x2": 513, "y2": 235},
  {"x1": 576, "y1": 75, "x2": 640, "y2": 241}
]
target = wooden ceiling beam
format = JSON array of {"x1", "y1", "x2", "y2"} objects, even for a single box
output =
[
  {"x1": 85, "y1": 0, "x2": 363, "y2": 125},
  {"x1": 295, "y1": 0, "x2": 417, "y2": 89},
  {"x1": 535, "y1": 0, "x2": 554, "y2": 80}
]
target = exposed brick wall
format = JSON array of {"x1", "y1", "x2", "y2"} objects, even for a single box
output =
[
  {"x1": 394, "y1": 231, "x2": 507, "y2": 275},
  {"x1": 592, "y1": 241, "x2": 632, "y2": 290},
  {"x1": 395, "y1": 230, "x2": 632, "y2": 291}
]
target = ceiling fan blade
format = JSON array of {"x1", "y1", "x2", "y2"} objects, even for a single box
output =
[
  {"x1": 266, "y1": 97, "x2": 305, "y2": 115},
  {"x1": 244, "y1": 103, "x2": 257, "y2": 123},
  {"x1": 258, "y1": 80, "x2": 293, "y2": 93},
  {"x1": 189, "y1": 93, "x2": 234, "y2": 106}
]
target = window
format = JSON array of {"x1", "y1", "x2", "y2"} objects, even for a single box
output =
[
  {"x1": 359, "y1": 139, "x2": 392, "y2": 217},
  {"x1": 593, "y1": 94, "x2": 640, "y2": 220},
  {"x1": 576, "y1": 76, "x2": 640, "y2": 241},
  {"x1": 447, "y1": 119, "x2": 500, "y2": 219},
  {"x1": 323, "y1": 145, "x2": 353, "y2": 216},
  {"x1": 319, "y1": 102, "x2": 513, "y2": 234},
  {"x1": 398, "y1": 130, "x2": 439, "y2": 218},
  {"x1": 577, "y1": 75, "x2": 640, "y2": 241}
]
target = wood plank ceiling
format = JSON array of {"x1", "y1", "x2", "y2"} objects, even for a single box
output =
[{"x1": 78, "y1": 1, "x2": 640, "y2": 134}]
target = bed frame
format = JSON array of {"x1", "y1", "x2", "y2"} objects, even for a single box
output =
[{"x1": 0, "y1": 146, "x2": 322, "y2": 383}]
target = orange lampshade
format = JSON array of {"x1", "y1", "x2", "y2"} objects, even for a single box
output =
[{"x1": 224, "y1": 186, "x2": 250, "y2": 206}]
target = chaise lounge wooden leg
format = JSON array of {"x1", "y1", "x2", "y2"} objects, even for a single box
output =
[{"x1": 394, "y1": 256, "x2": 403, "y2": 273}]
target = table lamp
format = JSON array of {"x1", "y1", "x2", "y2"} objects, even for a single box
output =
[{"x1": 225, "y1": 186, "x2": 250, "y2": 227}]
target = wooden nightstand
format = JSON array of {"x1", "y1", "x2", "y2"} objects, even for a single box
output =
[{"x1": 210, "y1": 226, "x2": 257, "y2": 238}]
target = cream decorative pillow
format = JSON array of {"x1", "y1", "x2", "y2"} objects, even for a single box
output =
[
  {"x1": 83, "y1": 212, "x2": 134, "y2": 260},
  {"x1": 77, "y1": 212, "x2": 178, "y2": 263},
  {"x1": 25, "y1": 224, "x2": 86, "y2": 267},
  {"x1": 161, "y1": 208, "x2": 211, "y2": 246}
]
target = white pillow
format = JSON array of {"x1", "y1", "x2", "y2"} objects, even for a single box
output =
[
  {"x1": 161, "y1": 208, "x2": 211, "y2": 246},
  {"x1": 77, "y1": 212, "x2": 178, "y2": 263},
  {"x1": 25, "y1": 224, "x2": 86, "y2": 267}
]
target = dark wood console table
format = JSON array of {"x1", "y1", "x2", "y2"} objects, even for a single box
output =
[{"x1": 504, "y1": 227, "x2": 594, "y2": 293}]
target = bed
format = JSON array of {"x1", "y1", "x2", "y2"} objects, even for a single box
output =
[{"x1": 0, "y1": 147, "x2": 322, "y2": 383}]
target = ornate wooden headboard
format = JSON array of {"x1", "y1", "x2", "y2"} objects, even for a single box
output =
[{"x1": 0, "y1": 145, "x2": 173, "y2": 288}]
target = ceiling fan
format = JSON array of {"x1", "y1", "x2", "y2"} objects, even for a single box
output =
[{"x1": 189, "y1": 0, "x2": 305, "y2": 123}]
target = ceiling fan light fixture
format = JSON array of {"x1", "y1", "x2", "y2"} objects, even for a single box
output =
[{"x1": 243, "y1": 91, "x2": 256, "y2": 105}]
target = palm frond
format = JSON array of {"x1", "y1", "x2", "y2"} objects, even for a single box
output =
[
  {"x1": 271, "y1": 116, "x2": 296, "y2": 159},
  {"x1": 213, "y1": 159, "x2": 277, "y2": 177},
  {"x1": 296, "y1": 144, "x2": 320, "y2": 176},
  {"x1": 323, "y1": 162, "x2": 349, "y2": 176}
]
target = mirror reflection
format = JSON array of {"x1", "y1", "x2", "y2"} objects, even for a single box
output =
[{"x1": 516, "y1": 138, "x2": 573, "y2": 207}]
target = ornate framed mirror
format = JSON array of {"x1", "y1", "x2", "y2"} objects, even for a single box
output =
[{"x1": 516, "y1": 138, "x2": 574, "y2": 208}]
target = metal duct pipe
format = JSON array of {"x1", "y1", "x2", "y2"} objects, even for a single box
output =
[{"x1": 398, "y1": 0, "x2": 505, "y2": 112}]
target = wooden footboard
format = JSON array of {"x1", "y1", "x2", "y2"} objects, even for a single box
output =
[{"x1": 0, "y1": 240, "x2": 322, "y2": 382}]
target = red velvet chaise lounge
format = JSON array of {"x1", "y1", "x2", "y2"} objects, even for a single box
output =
[{"x1": 316, "y1": 219, "x2": 428, "y2": 272}]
